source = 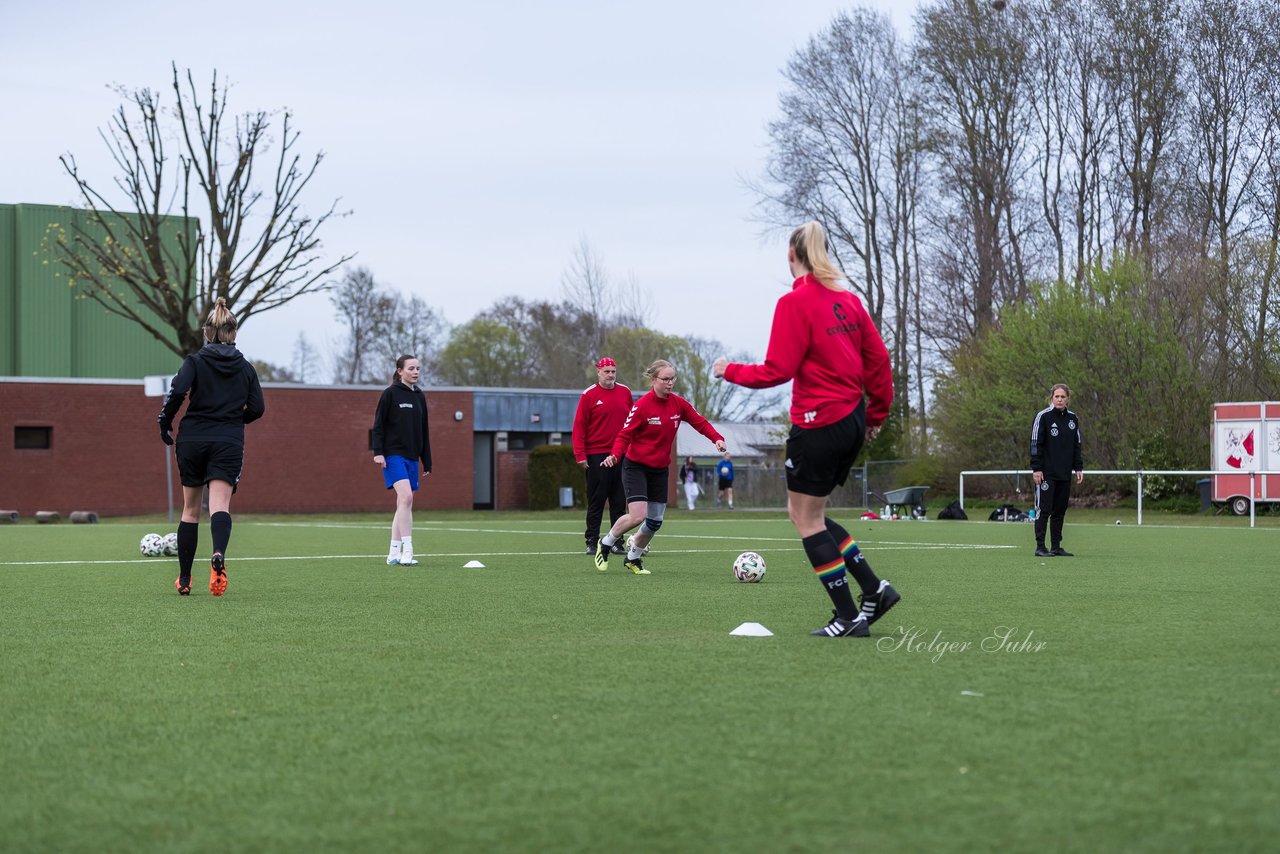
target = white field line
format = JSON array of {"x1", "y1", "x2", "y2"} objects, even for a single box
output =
[
  {"x1": 1, "y1": 542, "x2": 1013, "y2": 567},
  {"x1": 1, "y1": 520, "x2": 1017, "y2": 568},
  {"x1": 250, "y1": 520, "x2": 1016, "y2": 547}
]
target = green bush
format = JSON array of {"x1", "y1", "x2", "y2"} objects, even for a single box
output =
[
  {"x1": 1128, "y1": 430, "x2": 1191, "y2": 500},
  {"x1": 895, "y1": 453, "x2": 948, "y2": 493},
  {"x1": 528, "y1": 444, "x2": 585, "y2": 510}
]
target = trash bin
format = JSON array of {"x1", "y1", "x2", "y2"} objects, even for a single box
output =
[
  {"x1": 1196, "y1": 478, "x2": 1211, "y2": 512},
  {"x1": 559, "y1": 487, "x2": 575, "y2": 509}
]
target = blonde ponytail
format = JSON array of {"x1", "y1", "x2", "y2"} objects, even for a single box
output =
[
  {"x1": 203, "y1": 297, "x2": 239, "y2": 344},
  {"x1": 789, "y1": 221, "x2": 844, "y2": 286}
]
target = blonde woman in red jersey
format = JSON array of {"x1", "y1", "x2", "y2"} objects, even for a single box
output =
[
  {"x1": 594, "y1": 360, "x2": 726, "y2": 575},
  {"x1": 714, "y1": 222, "x2": 899, "y2": 637}
]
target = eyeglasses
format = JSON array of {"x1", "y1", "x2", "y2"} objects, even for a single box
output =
[{"x1": 656, "y1": 375, "x2": 676, "y2": 383}]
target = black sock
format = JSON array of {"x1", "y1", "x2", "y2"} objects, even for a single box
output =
[
  {"x1": 802, "y1": 531, "x2": 858, "y2": 620},
  {"x1": 825, "y1": 518, "x2": 880, "y2": 595},
  {"x1": 177, "y1": 521, "x2": 198, "y2": 579},
  {"x1": 210, "y1": 511, "x2": 232, "y2": 556}
]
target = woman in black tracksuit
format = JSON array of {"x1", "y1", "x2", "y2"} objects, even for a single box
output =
[
  {"x1": 158, "y1": 298, "x2": 265, "y2": 596},
  {"x1": 371, "y1": 355, "x2": 432, "y2": 567},
  {"x1": 1030, "y1": 383, "x2": 1085, "y2": 557}
]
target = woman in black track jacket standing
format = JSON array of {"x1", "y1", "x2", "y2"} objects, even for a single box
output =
[
  {"x1": 1030, "y1": 383, "x2": 1085, "y2": 557},
  {"x1": 371, "y1": 355, "x2": 433, "y2": 567},
  {"x1": 158, "y1": 298, "x2": 265, "y2": 597}
]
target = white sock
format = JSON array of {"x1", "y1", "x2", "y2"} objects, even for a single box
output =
[
  {"x1": 601, "y1": 533, "x2": 616, "y2": 547},
  {"x1": 628, "y1": 545, "x2": 644, "y2": 560},
  {"x1": 401, "y1": 536, "x2": 413, "y2": 555},
  {"x1": 389, "y1": 539, "x2": 401, "y2": 558}
]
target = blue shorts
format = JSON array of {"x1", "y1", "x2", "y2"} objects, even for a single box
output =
[{"x1": 382, "y1": 455, "x2": 419, "y2": 491}]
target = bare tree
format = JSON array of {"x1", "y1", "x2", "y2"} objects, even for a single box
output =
[
  {"x1": 759, "y1": 9, "x2": 899, "y2": 326},
  {"x1": 382, "y1": 294, "x2": 449, "y2": 385},
  {"x1": 560, "y1": 236, "x2": 612, "y2": 357},
  {"x1": 330, "y1": 266, "x2": 396, "y2": 384},
  {"x1": 1251, "y1": 1, "x2": 1280, "y2": 386},
  {"x1": 54, "y1": 63, "x2": 353, "y2": 357},
  {"x1": 1098, "y1": 0, "x2": 1184, "y2": 262},
  {"x1": 479, "y1": 297, "x2": 596, "y2": 388},
  {"x1": 1021, "y1": 1, "x2": 1121, "y2": 288},
  {"x1": 756, "y1": 9, "x2": 929, "y2": 448},
  {"x1": 917, "y1": 0, "x2": 1036, "y2": 336},
  {"x1": 559, "y1": 237, "x2": 653, "y2": 359},
  {"x1": 291, "y1": 332, "x2": 318, "y2": 384},
  {"x1": 885, "y1": 33, "x2": 929, "y2": 453},
  {"x1": 1181, "y1": 0, "x2": 1272, "y2": 388}
]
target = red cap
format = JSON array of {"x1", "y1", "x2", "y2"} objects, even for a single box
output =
[{"x1": 596, "y1": 357, "x2": 616, "y2": 368}]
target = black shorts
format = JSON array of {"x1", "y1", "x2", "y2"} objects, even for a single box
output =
[
  {"x1": 784, "y1": 402, "x2": 866, "y2": 497},
  {"x1": 718, "y1": 478, "x2": 733, "y2": 490},
  {"x1": 176, "y1": 441, "x2": 244, "y2": 490},
  {"x1": 621, "y1": 458, "x2": 669, "y2": 505}
]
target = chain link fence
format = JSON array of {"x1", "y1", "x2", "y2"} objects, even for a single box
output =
[{"x1": 688, "y1": 459, "x2": 918, "y2": 511}]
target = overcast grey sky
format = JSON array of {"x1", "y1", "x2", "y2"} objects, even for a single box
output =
[{"x1": 2, "y1": 0, "x2": 919, "y2": 373}]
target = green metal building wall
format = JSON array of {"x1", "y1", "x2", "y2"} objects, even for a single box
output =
[{"x1": 0, "y1": 203, "x2": 187, "y2": 379}]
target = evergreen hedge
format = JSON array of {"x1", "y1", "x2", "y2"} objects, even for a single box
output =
[{"x1": 528, "y1": 444, "x2": 585, "y2": 510}]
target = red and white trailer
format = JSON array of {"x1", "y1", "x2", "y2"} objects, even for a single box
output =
[{"x1": 1211, "y1": 401, "x2": 1280, "y2": 515}]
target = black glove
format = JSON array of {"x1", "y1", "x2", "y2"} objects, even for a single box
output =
[{"x1": 161, "y1": 427, "x2": 174, "y2": 446}]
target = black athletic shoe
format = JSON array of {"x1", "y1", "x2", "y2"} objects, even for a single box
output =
[
  {"x1": 623, "y1": 557, "x2": 651, "y2": 575},
  {"x1": 585, "y1": 542, "x2": 595, "y2": 554},
  {"x1": 859, "y1": 580, "x2": 901, "y2": 626},
  {"x1": 1035, "y1": 547, "x2": 1054, "y2": 557},
  {"x1": 810, "y1": 612, "x2": 870, "y2": 637},
  {"x1": 1051, "y1": 547, "x2": 1074, "y2": 557},
  {"x1": 611, "y1": 542, "x2": 626, "y2": 555},
  {"x1": 594, "y1": 541, "x2": 610, "y2": 572}
]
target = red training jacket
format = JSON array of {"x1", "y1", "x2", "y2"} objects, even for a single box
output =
[
  {"x1": 724, "y1": 274, "x2": 893, "y2": 429},
  {"x1": 572, "y1": 382, "x2": 633, "y2": 460},
  {"x1": 610, "y1": 391, "x2": 723, "y2": 468}
]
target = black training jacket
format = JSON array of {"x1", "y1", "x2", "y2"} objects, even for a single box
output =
[
  {"x1": 1029, "y1": 405, "x2": 1083, "y2": 481},
  {"x1": 371, "y1": 383, "x2": 432, "y2": 473},
  {"x1": 158, "y1": 343, "x2": 265, "y2": 446}
]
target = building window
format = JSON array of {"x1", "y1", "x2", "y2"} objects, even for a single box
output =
[{"x1": 15, "y1": 426, "x2": 52, "y2": 450}]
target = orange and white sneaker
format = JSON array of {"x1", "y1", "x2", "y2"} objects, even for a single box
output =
[
  {"x1": 209, "y1": 553, "x2": 227, "y2": 596},
  {"x1": 175, "y1": 577, "x2": 191, "y2": 596}
]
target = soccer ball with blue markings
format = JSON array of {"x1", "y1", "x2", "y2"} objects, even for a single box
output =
[
  {"x1": 139, "y1": 533, "x2": 166, "y2": 557},
  {"x1": 161, "y1": 532, "x2": 179, "y2": 556},
  {"x1": 733, "y1": 551, "x2": 766, "y2": 583}
]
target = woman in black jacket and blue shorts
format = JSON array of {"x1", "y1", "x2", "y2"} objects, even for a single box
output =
[{"x1": 371, "y1": 355, "x2": 433, "y2": 566}]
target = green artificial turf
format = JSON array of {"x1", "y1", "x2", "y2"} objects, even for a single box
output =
[{"x1": 1, "y1": 509, "x2": 1277, "y2": 852}]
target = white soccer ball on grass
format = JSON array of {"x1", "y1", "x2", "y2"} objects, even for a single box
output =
[
  {"x1": 733, "y1": 551, "x2": 766, "y2": 583},
  {"x1": 139, "y1": 533, "x2": 166, "y2": 557}
]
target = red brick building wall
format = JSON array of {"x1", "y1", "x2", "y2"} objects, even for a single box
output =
[
  {"x1": 0, "y1": 380, "x2": 476, "y2": 516},
  {"x1": 495, "y1": 451, "x2": 530, "y2": 511}
]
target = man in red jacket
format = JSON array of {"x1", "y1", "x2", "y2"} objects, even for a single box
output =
[{"x1": 572, "y1": 357, "x2": 633, "y2": 555}]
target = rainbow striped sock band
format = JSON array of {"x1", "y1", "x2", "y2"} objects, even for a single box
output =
[{"x1": 814, "y1": 558, "x2": 845, "y2": 579}]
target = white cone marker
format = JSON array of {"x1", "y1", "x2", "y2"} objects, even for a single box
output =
[{"x1": 730, "y1": 622, "x2": 773, "y2": 637}]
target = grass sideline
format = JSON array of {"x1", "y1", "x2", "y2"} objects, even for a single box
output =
[{"x1": 2, "y1": 509, "x2": 1277, "y2": 852}]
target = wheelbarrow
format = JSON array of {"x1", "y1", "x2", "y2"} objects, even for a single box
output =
[{"x1": 872, "y1": 486, "x2": 930, "y2": 519}]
